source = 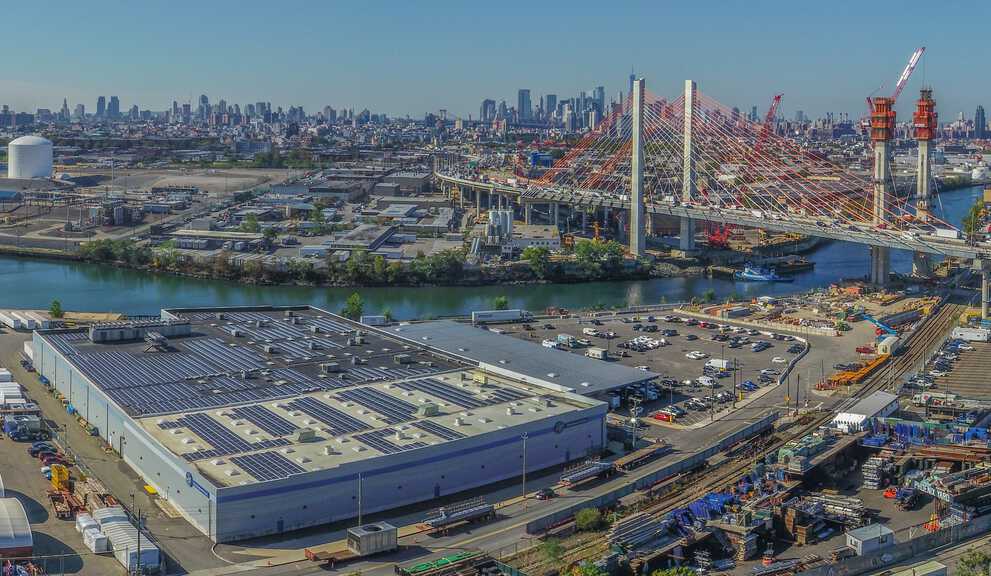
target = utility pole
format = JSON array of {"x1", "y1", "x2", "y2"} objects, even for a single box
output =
[{"x1": 136, "y1": 508, "x2": 142, "y2": 575}]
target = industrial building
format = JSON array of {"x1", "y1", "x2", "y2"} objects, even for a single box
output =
[
  {"x1": 390, "y1": 320, "x2": 659, "y2": 395},
  {"x1": 31, "y1": 307, "x2": 607, "y2": 542}
]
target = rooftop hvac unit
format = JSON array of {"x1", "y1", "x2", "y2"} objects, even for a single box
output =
[
  {"x1": 310, "y1": 325, "x2": 321, "y2": 334},
  {"x1": 262, "y1": 344, "x2": 278, "y2": 354},
  {"x1": 307, "y1": 341, "x2": 322, "y2": 351},
  {"x1": 215, "y1": 313, "x2": 225, "y2": 320},
  {"x1": 290, "y1": 316, "x2": 300, "y2": 325},
  {"x1": 416, "y1": 403, "x2": 439, "y2": 417},
  {"x1": 393, "y1": 354, "x2": 412, "y2": 365},
  {"x1": 320, "y1": 363, "x2": 341, "y2": 373},
  {"x1": 295, "y1": 428, "x2": 317, "y2": 443},
  {"x1": 230, "y1": 329, "x2": 242, "y2": 337},
  {"x1": 284, "y1": 310, "x2": 294, "y2": 318}
]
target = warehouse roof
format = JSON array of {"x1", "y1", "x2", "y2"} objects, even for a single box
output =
[
  {"x1": 390, "y1": 320, "x2": 658, "y2": 395},
  {"x1": 37, "y1": 306, "x2": 600, "y2": 488},
  {"x1": 844, "y1": 391, "x2": 899, "y2": 419},
  {"x1": 0, "y1": 498, "x2": 32, "y2": 552}
]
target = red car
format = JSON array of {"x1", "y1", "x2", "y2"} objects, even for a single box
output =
[{"x1": 41, "y1": 454, "x2": 66, "y2": 466}]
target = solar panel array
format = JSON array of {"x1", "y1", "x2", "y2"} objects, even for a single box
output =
[
  {"x1": 230, "y1": 451, "x2": 306, "y2": 481},
  {"x1": 354, "y1": 428, "x2": 429, "y2": 455},
  {"x1": 176, "y1": 413, "x2": 290, "y2": 461},
  {"x1": 229, "y1": 405, "x2": 299, "y2": 437},
  {"x1": 309, "y1": 317, "x2": 354, "y2": 333},
  {"x1": 411, "y1": 420, "x2": 466, "y2": 441},
  {"x1": 183, "y1": 338, "x2": 265, "y2": 371},
  {"x1": 395, "y1": 378, "x2": 529, "y2": 409},
  {"x1": 337, "y1": 388, "x2": 417, "y2": 424},
  {"x1": 285, "y1": 397, "x2": 370, "y2": 436}
]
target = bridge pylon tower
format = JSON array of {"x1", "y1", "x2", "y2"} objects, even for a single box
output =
[
  {"x1": 912, "y1": 88, "x2": 938, "y2": 277},
  {"x1": 630, "y1": 78, "x2": 645, "y2": 257},
  {"x1": 869, "y1": 97, "x2": 895, "y2": 285},
  {"x1": 680, "y1": 80, "x2": 697, "y2": 252}
]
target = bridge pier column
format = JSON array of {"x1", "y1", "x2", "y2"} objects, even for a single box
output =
[
  {"x1": 912, "y1": 252, "x2": 932, "y2": 278},
  {"x1": 475, "y1": 188, "x2": 481, "y2": 214},
  {"x1": 870, "y1": 246, "x2": 890, "y2": 286},
  {"x1": 458, "y1": 186, "x2": 464, "y2": 209},
  {"x1": 552, "y1": 203, "x2": 559, "y2": 226},
  {"x1": 524, "y1": 202, "x2": 532, "y2": 225}
]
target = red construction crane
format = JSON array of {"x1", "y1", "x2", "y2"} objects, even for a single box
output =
[{"x1": 755, "y1": 94, "x2": 783, "y2": 153}]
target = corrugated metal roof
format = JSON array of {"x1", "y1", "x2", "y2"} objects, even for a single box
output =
[
  {"x1": 0, "y1": 498, "x2": 32, "y2": 551},
  {"x1": 391, "y1": 320, "x2": 657, "y2": 395},
  {"x1": 845, "y1": 391, "x2": 898, "y2": 419}
]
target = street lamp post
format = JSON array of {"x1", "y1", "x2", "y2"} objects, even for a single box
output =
[{"x1": 521, "y1": 433, "x2": 528, "y2": 511}]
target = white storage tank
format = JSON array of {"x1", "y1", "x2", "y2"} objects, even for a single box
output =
[{"x1": 7, "y1": 135, "x2": 53, "y2": 179}]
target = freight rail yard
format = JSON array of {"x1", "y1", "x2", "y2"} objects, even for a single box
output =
[{"x1": 0, "y1": 289, "x2": 985, "y2": 576}]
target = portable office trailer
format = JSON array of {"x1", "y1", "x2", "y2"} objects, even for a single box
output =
[{"x1": 102, "y1": 521, "x2": 161, "y2": 571}]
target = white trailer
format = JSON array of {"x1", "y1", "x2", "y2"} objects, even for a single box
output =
[
  {"x1": 471, "y1": 309, "x2": 531, "y2": 324},
  {"x1": 705, "y1": 358, "x2": 731, "y2": 370},
  {"x1": 934, "y1": 228, "x2": 962, "y2": 240},
  {"x1": 951, "y1": 327, "x2": 990, "y2": 342}
]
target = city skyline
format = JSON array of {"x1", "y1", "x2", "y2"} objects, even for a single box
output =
[{"x1": 2, "y1": 1, "x2": 990, "y2": 121}]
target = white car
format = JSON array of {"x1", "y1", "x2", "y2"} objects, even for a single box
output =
[
  {"x1": 697, "y1": 376, "x2": 717, "y2": 387},
  {"x1": 686, "y1": 351, "x2": 708, "y2": 360},
  {"x1": 957, "y1": 345, "x2": 974, "y2": 351},
  {"x1": 929, "y1": 370, "x2": 948, "y2": 377},
  {"x1": 771, "y1": 356, "x2": 788, "y2": 364}
]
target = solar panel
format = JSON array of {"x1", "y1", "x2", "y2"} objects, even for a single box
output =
[
  {"x1": 354, "y1": 428, "x2": 428, "y2": 455},
  {"x1": 411, "y1": 420, "x2": 466, "y2": 442},
  {"x1": 183, "y1": 338, "x2": 265, "y2": 371},
  {"x1": 337, "y1": 387, "x2": 417, "y2": 424},
  {"x1": 395, "y1": 378, "x2": 529, "y2": 410},
  {"x1": 176, "y1": 413, "x2": 290, "y2": 461},
  {"x1": 285, "y1": 397, "x2": 370, "y2": 435},
  {"x1": 229, "y1": 405, "x2": 299, "y2": 437},
  {"x1": 231, "y1": 451, "x2": 306, "y2": 481}
]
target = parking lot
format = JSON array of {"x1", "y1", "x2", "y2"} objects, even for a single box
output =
[
  {"x1": 499, "y1": 312, "x2": 820, "y2": 428},
  {"x1": 919, "y1": 340, "x2": 991, "y2": 400}
]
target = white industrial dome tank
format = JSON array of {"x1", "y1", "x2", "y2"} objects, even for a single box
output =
[{"x1": 7, "y1": 135, "x2": 53, "y2": 179}]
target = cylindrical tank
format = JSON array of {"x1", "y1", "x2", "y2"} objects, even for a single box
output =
[{"x1": 7, "y1": 135, "x2": 53, "y2": 179}]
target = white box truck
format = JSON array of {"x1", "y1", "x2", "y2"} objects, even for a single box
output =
[
  {"x1": 586, "y1": 347, "x2": 609, "y2": 360},
  {"x1": 705, "y1": 358, "x2": 730, "y2": 370},
  {"x1": 935, "y1": 228, "x2": 961, "y2": 240}
]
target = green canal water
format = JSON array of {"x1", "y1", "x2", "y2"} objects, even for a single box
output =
[{"x1": 0, "y1": 186, "x2": 982, "y2": 319}]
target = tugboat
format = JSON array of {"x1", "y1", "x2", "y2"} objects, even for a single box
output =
[{"x1": 734, "y1": 263, "x2": 793, "y2": 282}]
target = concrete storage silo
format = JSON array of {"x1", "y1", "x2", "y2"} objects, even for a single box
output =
[{"x1": 7, "y1": 135, "x2": 53, "y2": 179}]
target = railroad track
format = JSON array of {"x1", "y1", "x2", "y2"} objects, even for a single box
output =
[{"x1": 634, "y1": 301, "x2": 963, "y2": 519}]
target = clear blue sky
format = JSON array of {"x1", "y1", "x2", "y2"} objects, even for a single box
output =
[{"x1": 3, "y1": 0, "x2": 988, "y2": 120}]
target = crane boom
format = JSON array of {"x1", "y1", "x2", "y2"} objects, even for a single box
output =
[
  {"x1": 891, "y1": 47, "x2": 925, "y2": 102},
  {"x1": 755, "y1": 93, "x2": 783, "y2": 153}
]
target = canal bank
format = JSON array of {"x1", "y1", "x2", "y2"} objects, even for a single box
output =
[{"x1": 0, "y1": 185, "x2": 982, "y2": 319}]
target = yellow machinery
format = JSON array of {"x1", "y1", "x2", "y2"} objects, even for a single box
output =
[{"x1": 51, "y1": 464, "x2": 70, "y2": 491}]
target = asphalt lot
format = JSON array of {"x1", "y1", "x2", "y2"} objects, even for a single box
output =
[
  {"x1": 925, "y1": 341, "x2": 991, "y2": 400},
  {"x1": 497, "y1": 311, "x2": 864, "y2": 429}
]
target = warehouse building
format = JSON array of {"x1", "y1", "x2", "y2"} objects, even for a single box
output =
[
  {"x1": 32, "y1": 307, "x2": 606, "y2": 542},
  {"x1": 390, "y1": 320, "x2": 659, "y2": 395}
]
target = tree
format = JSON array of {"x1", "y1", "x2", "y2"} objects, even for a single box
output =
[
  {"x1": 569, "y1": 563, "x2": 608, "y2": 576},
  {"x1": 539, "y1": 538, "x2": 564, "y2": 568},
  {"x1": 962, "y1": 198, "x2": 983, "y2": 244},
  {"x1": 521, "y1": 246, "x2": 551, "y2": 279},
  {"x1": 49, "y1": 299, "x2": 64, "y2": 319},
  {"x1": 957, "y1": 550, "x2": 991, "y2": 576},
  {"x1": 702, "y1": 288, "x2": 716, "y2": 303},
  {"x1": 263, "y1": 227, "x2": 278, "y2": 242},
  {"x1": 651, "y1": 568, "x2": 697, "y2": 576},
  {"x1": 240, "y1": 213, "x2": 261, "y2": 233},
  {"x1": 493, "y1": 295, "x2": 510, "y2": 310},
  {"x1": 574, "y1": 507, "x2": 602, "y2": 531},
  {"x1": 341, "y1": 292, "x2": 364, "y2": 320},
  {"x1": 382, "y1": 308, "x2": 394, "y2": 322}
]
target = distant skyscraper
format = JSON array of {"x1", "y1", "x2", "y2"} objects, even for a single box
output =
[
  {"x1": 73, "y1": 103, "x2": 85, "y2": 119},
  {"x1": 517, "y1": 89, "x2": 532, "y2": 121},
  {"x1": 199, "y1": 94, "x2": 210, "y2": 121},
  {"x1": 480, "y1": 99, "x2": 496, "y2": 122},
  {"x1": 628, "y1": 69, "x2": 636, "y2": 102},
  {"x1": 750, "y1": 105, "x2": 758, "y2": 122},
  {"x1": 96, "y1": 96, "x2": 106, "y2": 118},
  {"x1": 593, "y1": 87, "x2": 605, "y2": 117},
  {"x1": 60, "y1": 98, "x2": 70, "y2": 121},
  {"x1": 108, "y1": 96, "x2": 120, "y2": 119},
  {"x1": 976, "y1": 105, "x2": 987, "y2": 139},
  {"x1": 544, "y1": 94, "x2": 557, "y2": 120}
]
